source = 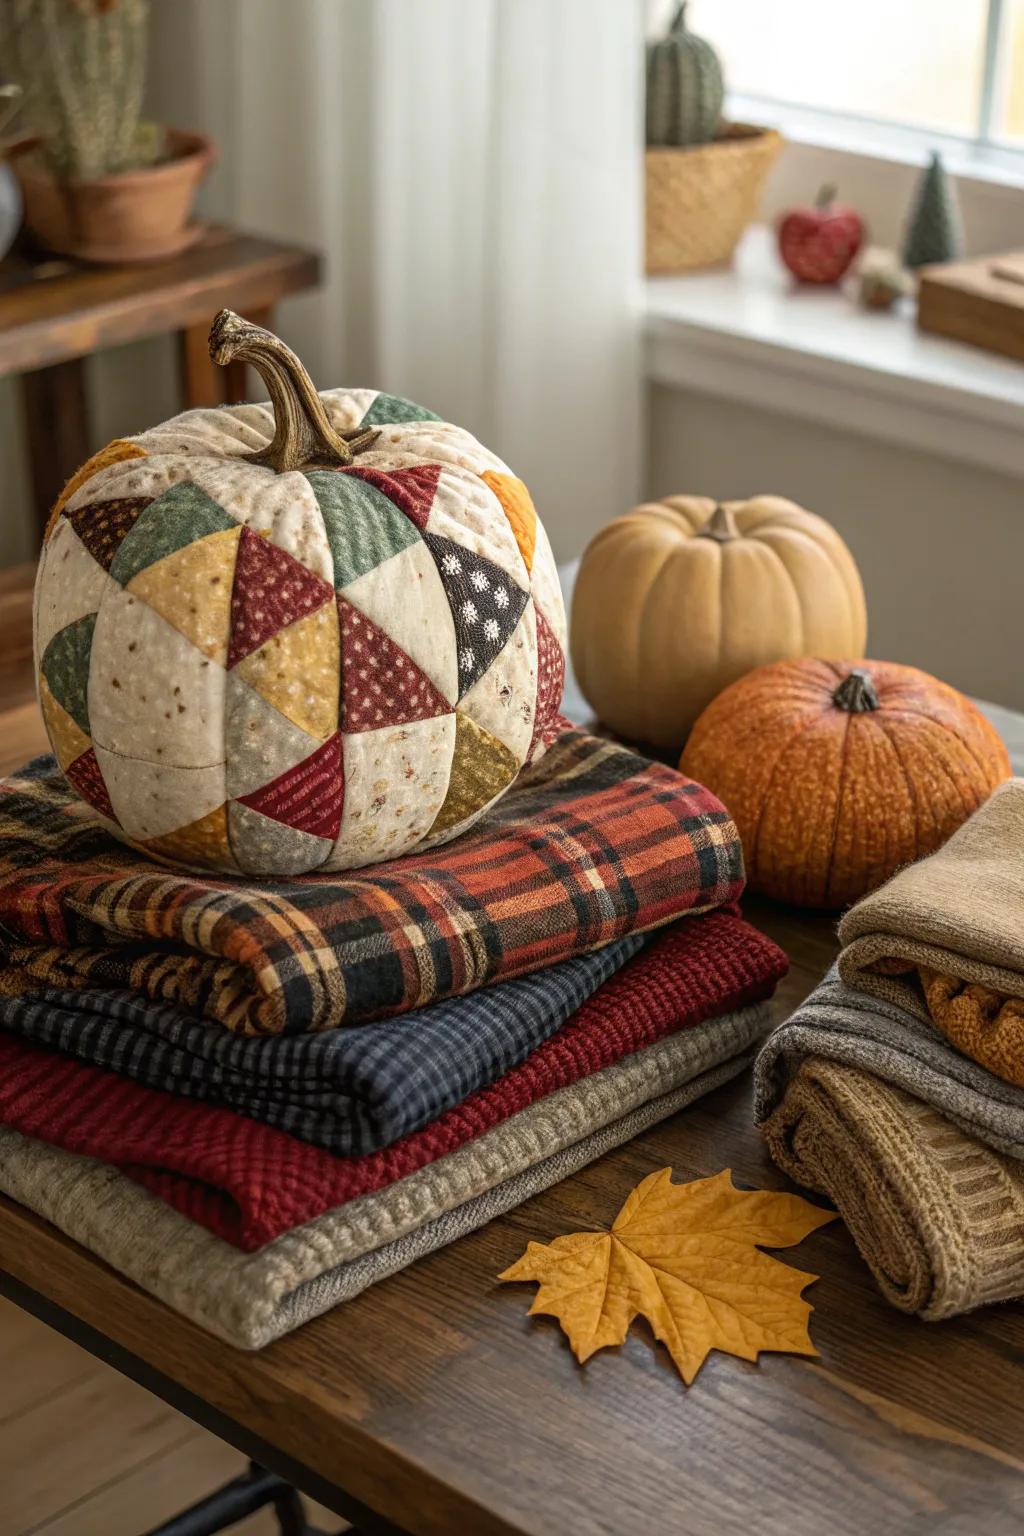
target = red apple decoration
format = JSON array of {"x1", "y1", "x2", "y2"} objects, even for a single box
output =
[{"x1": 778, "y1": 185, "x2": 865, "y2": 284}]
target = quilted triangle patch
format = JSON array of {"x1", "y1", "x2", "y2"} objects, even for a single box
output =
[
  {"x1": 358, "y1": 392, "x2": 442, "y2": 428},
  {"x1": 306, "y1": 469, "x2": 421, "y2": 590},
  {"x1": 127, "y1": 526, "x2": 242, "y2": 663},
  {"x1": 422, "y1": 533, "x2": 529, "y2": 699},
  {"x1": 228, "y1": 526, "x2": 335, "y2": 669},
  {"x1": 429, "y1": 711, "x2": 519, "y2": 837},
  {"x1": 236, "y1": 731, "x2": 343, "y2": 841},
  {"x1": 228, "y1": 801, "x2": 333, "y2": 877},
  {"x1": 140, "y1": 804, "x2": 236, "y2": 871},
  {"x1": 63, "y1": 496, "x2": 153, "y2": 573},
  {"x1": 340, "y1": 464, "x2": 442, "y2": 530},
  {"x1": 40, "y1": 613, "x2": 96, "y2": 735},
  {"x1": 529, "y1": 607, "x2": 566, "y2": 757},
  {"x1": 481, "y1": 471, "x2": 537, "y2": 573},
  {"x1": 338, "y1": 597, "x2": 453, "y2": 732},
  {"x1": 233, "y1": 603, "x2": 340, "y2": 740},
  {"x1": 39, "y1": 674, "x2": 91, "y2": 771},
  {"x1": 64, "y1": 747, "x2": 117, "y2": 822},
  {"x1": 109, "y1": 482, "x2": 238, "y2": 587}
]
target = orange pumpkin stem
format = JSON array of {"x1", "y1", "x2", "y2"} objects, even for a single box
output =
[
  {"x1": 207, "y1": 309, "x2": 380, "y2": 474},
  {"x1": 832, "y1": 667, "x2": 880, "y2": 713},
  {"x1": 697, "y1": 504, "x2": 740, "y2": 542}
]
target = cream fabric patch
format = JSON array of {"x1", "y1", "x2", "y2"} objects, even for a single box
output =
[
  {"x1": 457, "y1": 599, "x2": 537, "y2": 760},
  {"x1": 339, "y1": 538, "x2": 458, "y2": 703},
  {"x1": 88, "y1": 585, "x2": 226, "y2": 768},
  {"x1": 184, "y1": 460, "x2": 334, "y2": 582},
  {"x1": 95, "y1": 749, "x2": 226, "y2": 842},
  {"x1": 326, "y1": 713, "x2": 457, "y2": 869},
  {"x1": 224, "y1": 673, "x2": 323, "y2": 800},
  {"x1": 35, "y1": 520, "x2": 112, "y2": 659}
]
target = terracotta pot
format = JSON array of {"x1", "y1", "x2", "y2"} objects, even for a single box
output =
[{"x1": 10, "y1": 128, "x2": 215, "y2": 264}]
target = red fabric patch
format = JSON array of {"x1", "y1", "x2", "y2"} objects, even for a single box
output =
[
  {"x1": 237, "y1": 732, "x2": 342, "y2": 841},
  {"x1": 340, "y1": 464, "x2": 442, "y2": 530},
  {"x1": 0, "y1": 912, "x2": 787, "y2": 1249},
  {"x1": 228, "y1": 527, "x2": 334, "y2": 669},
  {"x1": 64, "y1": 748, "x2": 117, "y2": 823},
  {"x1": 529, "y1": 607, "x2": 566, "y2": 758},
  {"x1": 338, "y1": 598, "x2": 453, "y2": 733}
]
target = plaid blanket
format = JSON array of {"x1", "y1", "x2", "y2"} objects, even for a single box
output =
[
  {"x1": 0, "y1": 731, "x2": 743, "y2": 1034},
  {"x1": 0, "y1": 934, "x2": 642, "y2": 1154},
  {"x1": 0, "y1": 917, "x2": 786, "y2": 1248}
]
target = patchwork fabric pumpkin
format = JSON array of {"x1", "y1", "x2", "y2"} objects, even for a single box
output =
[
  {"x1": 680, "y1": 657, "x2": 1011, "y2": 909},
  {"x1": 570, "y1": 495, "x2": 866, "y2": 749},
  {"x1": 34, "y1": 311, "x2": 566, "y2": 875}
]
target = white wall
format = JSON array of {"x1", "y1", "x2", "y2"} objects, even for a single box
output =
[{"x1": 647, "y1": 380, "x2": 1024, "y2": 709}]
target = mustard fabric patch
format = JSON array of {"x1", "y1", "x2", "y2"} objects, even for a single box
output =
[
  {"x1": 429, "y1": 711, "x2": 519, "y2": 837},
  {"x1": 127, "y1": 527, "x2": 242, "y2": 665},
  {"x1": 482, "y1": 471, "x2": 538, "y2": 573},
  {"x1": 234, "y1": 602, "x2": 340, "y2": 742}
]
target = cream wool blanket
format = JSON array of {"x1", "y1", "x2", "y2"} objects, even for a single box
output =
[
  {"x1": 839, "y1": 778, "x2": 1024, "y2": 1086},
  {"x1": 0, "y1": 1002, "x2": 769, "y2": 1349},
  {"x1": 762, "y1": 1058, "x2": 1024, "y2": 1320}
]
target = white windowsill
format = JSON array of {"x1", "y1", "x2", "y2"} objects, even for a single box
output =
[{"x1": 644, "y1": 226, "x2": 1024, "y2": 478}]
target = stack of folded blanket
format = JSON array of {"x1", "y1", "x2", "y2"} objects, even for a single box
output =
[
  {"x1": 0, "y1": 729, "x2": 787, "y2": 1347},
  {"x1": 755, "y1": 776, "x2": 1024, "y2": 1321}
]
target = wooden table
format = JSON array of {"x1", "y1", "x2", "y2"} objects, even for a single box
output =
[
  {"x1": 0, "y1": 226, "x2": 320, "y2": 536},
  {"x1": 1, "y1": 565, "x2": 1024, "y2": 1536}
]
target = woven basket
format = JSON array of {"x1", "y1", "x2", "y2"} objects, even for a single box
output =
[{"x1": 646, "y1": 123, "x2": 783, "y2": 274}]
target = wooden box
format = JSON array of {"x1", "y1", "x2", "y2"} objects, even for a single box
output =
[{"x1": 918, "y1": 250, "x2": 1024, "y2": 362}]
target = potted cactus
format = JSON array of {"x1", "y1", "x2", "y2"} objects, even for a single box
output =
[
  {"x1": 645, "y1": 4, "x2": 782, "y2": 272},
  {"x1": 1, "y1": 0, "x2": 214, "y2": 263}
]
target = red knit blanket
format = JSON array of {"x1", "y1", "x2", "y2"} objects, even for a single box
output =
[{"x1": 0, "y1": 912, "x2": 785, "y2": 1249}]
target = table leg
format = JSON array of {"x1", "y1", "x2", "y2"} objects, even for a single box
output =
[
  {"x1": 19, "y1": 357, "x2": 90, "y2": 542},
  {"x1": 179, "y1": 306, "x2": 274, "y2": 410}
]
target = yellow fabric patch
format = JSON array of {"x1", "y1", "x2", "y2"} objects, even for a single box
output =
[
  {"x1": 429, "y1": 710, "x2": 518, "y2": 837},
  {"x1": 140, "y1": 803, "x2": 236, "y2": 871},
  {"x1": 234, "y1": 601, "x2": 340, "y2": 741},
  {"x1": 482, "y1": 471, "x2": 537, "y2": 573},
  {"x1": 127, "y1": 527, "x2": 243, "y2": 665},
  {"x1": 39, "y1": 673, "x2": 91, "y2": 770},
  {"x1": 500, "y1": 1167, "x2": 835, "y2": 1385},
  {"x1": 46, "y1": 439, "x2": 147, "y2": 544}
]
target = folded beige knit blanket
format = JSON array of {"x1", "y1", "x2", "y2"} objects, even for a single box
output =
[
  {"x1": 762, "y1": 1057, "x2": 1024, "y2": 1320},
  {"x1": 0, "y1": 1002, "x2": 769, "y2": 1348},
  {"x1": 839, "y1": 778, "x2": 1024, "y2": 1086}
]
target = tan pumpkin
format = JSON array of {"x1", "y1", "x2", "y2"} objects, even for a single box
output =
[
  {"x1": 570, "y1": 495, "x2": 866, "y2": 748},
  {"x1": 680, "y1": 657, "x2": 1011, "y2": 909}
]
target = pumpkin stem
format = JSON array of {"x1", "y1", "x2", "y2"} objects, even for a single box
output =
[
  {"x1": 697, "y1": 504, "x2": 741, "y2": 542},
  {"x1": 832, "y1": 667, "x2": 880, "y2": 713},
  {"x1": 207, "y1": 309, "x2": 380, "y2": 474},
  {"x1": 815, "y1": 183, "x2": 837, "y2": 209}
]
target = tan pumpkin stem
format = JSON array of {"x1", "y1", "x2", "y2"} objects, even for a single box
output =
[
  {"x1": 832, "y1": 667, "x2": 880, "y2": 713},
  {"x1": 697, "y1": 504, "x2": 741, "y2": 542},
  {"x1": 207, "y1": 309, "x2": 380, "y2": 473}
]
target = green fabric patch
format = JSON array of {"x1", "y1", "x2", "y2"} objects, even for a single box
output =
[
  {"x1": 358, "y1": 392, "x2": 442, "y2": 428},
  {"x1": 41, "y1": 614, "x2": 97, "y2": 734},
  {"x1": 306, "y1": 470, "x2": 422, "y2": 590},
  {"x1": 109, "y1": 482, "x2": 238, "y2": 587}
]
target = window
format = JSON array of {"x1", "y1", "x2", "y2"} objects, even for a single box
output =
[{"x1": 687, "y1": 0, "x2": 1024, "y2": 150}]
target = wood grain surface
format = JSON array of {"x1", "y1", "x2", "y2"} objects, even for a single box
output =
[
  {"x1": 0, "y1": 226, "x2": 320, "y2": 376},
  {"x1": 1, "y1": 566, "x2": 1023, "y2": 1535}
]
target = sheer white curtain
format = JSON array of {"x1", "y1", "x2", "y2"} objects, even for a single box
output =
[{"x1": 151, "y1": 0, "x2": 644, "y2": 557}]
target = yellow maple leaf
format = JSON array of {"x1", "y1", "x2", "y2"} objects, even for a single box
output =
[{"x1": 499, "y1": 1168, "x2": 836, "y2": 1384}]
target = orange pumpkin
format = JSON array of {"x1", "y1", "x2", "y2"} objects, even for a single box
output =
[{"x1": 680, "y1": 657, "x2": 1011, "y2": 908}]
